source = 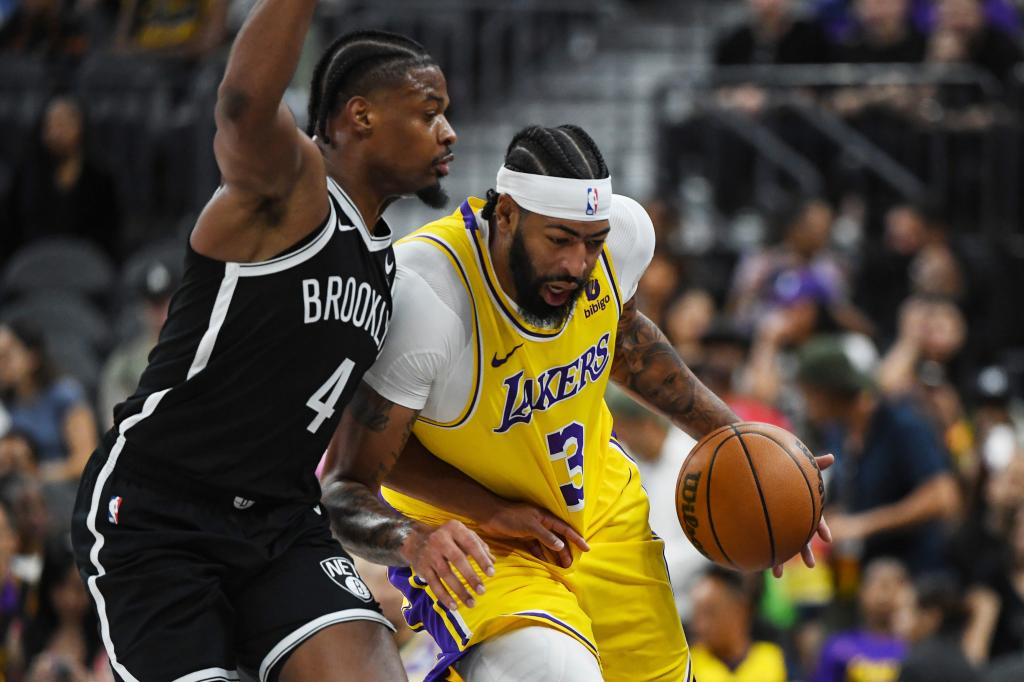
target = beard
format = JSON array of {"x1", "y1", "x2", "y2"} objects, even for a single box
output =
[
  {"x1": 415, "y1": 181, "x2": 449, "y2": 209},
  {"x1": 508, "y1": 228, "x2": 590, "y2": 328}
]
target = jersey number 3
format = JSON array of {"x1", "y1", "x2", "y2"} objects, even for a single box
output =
[
  {"x1": 306, "y1": 359, "x2": 355, "y2": 433},
  {"x1": 547, "y1": 421, "x2": 585, "y2": 512}
]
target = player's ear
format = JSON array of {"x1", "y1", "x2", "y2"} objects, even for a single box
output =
[
  {"x1": 340, "y1": 96, "x2": 373, "y2": 138},
  {"x1": 495, "y1": 194, "x2": 519, "y2": 236}
]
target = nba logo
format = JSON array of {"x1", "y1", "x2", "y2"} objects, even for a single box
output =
[
  {"x1": 586, "y1": 187, "x2": 599, "y2": 216},
  {"x1": 108, "y1": 496, "x2": 122, "y2": 524},
  {"x1": 585, "y1": 279, "x2": 601, "y2": 301}
]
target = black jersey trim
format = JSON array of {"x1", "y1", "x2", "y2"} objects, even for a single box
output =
[
  {"x1": 327, "y1": 177, "x2": 393, "y2": 252},
  {"x1": 235, "y1": 197, "x2": 338, "y2": 278}
]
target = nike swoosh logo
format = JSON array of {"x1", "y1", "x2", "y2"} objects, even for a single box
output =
[
  {"x1": 491, "y1": 344, "x2": 524, "y2": 368},
  {"x1": 385, "y1": 255, "x2": 395, "y2": 274}
]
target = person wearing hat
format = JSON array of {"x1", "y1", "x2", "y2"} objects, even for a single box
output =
[
  {"x1": 97, "y1": 260, "x2": 176, "y2": 430},
  {"x1": 797, "y1": 335, "x2": 960, "y2": 575}
]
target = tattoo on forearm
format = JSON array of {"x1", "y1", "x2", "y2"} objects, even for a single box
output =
[
  {"x1": 350, "y1": 381, "x2": 396, "y2": 432},
  {"x1": 323, "y1": 480, "x2": 416, "y2": 565},
  {"x1": 611, "y1": 299, "x2": 737, "y2": 437}
]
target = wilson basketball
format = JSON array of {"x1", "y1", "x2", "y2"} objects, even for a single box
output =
[{"x1": 675, "y1": 422, "x2": 824, "y2": 572}]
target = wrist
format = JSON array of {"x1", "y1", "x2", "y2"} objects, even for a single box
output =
[{"x1": 396, "y1": 521, "x2": 430, "y2": 566}]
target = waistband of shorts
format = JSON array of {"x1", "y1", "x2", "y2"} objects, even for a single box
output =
[{"x1": 101, "y1": 433, "x2": 304, "y2": 511}]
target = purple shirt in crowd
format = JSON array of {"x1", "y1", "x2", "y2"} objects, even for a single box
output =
[{"x1": 813, "y1": 630, "x2": 907, "y2": 682}]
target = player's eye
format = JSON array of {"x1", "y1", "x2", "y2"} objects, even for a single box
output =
[{"x1": 549, "y1": 237, "x2": 570, "y2": 246}]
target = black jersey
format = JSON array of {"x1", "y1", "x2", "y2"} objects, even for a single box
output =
[{"x1": 111, "y1": 178, "x2": 395, "y2": 505}]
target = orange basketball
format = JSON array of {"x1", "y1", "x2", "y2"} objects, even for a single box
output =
[{"x1": 675, "y1": 422, "x2": 824, "y2": 572}]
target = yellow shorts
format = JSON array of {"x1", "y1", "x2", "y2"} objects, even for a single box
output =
[{"x1": 389, "y1": 448, "x2": 692, "y2": 681}]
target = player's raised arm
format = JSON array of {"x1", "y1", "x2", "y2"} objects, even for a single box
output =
[{"x1": 212, "y1": 0, "x2": 318, "y2": 198}]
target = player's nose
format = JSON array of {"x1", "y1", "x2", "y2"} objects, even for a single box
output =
[{"x1": 438, "y1": 115, "x2": 457, "y2": 147}]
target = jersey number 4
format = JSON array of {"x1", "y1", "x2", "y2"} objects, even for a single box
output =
[
  {"x1": 547, "y1": 421, "x2": 585, "y2": 512},
  {"x1": 306, "y1": 359, "x2": 355, "y2": 433}
]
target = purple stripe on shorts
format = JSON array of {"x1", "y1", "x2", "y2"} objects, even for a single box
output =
[
  {"x1": 388, "y1": 566, "x2": 473, "y2": 682},
  {"x1": 513, "y1": 611, "x2": 599, "y2": 657}
]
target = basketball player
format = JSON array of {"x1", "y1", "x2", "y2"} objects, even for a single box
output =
[
  {"x1": 321, "y1": 125, "x2": 832, "y2": 681},
  {"x1": 69, "y1": 2, "x2": 473, "y2": 680}
]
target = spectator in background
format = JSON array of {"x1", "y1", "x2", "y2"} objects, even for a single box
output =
[
  {"x1": 796, "y1": 336, "x2": 960, "y2": 574},
  {"x1": 3, "y1": 95, "x2": 121, "y2": 261},
  {"x1": 0, "y1": 430, "x2": 40, "y2": 482},
  {"x1": 0, "y1": 0, "x2": 88, "y2": 59},
  {"x1": 0, "y1": 322, "x2": 97, "y2": 483},
  {"x1": 834, "y1": 0, "x2": 927, "y2": 63},
  {"x1": 729, "y1": 197, "x2": 850, "y2": 332},
  {"x1": 689, "y1": 566, "x2": 788, "y2": 682},
  {"x1": 114, "y1": 0, "x2": 228, "y2": 60},
  {"x1": 715, "y1": 0, "x2": 832, "y2": 67},
  {"x1": 0, "y1": 503, "x2": 24, "y2": 679},
  {"x1": 636, "y1": 249, "x2": 682, "y2": 330},
  {"x1": 959, "y1": 503, "x2": 1024, "y2": 664},
  {"x1": 3, "y1": 475, "x2": 49, "y2": 591},
  {"x1": 16, "y1": 537, "x2": 108, "y2": 682},
  {"x1": 605, "y1": 388, "x2": 708, "y2": 618},
  {"x1": 98, "y1": 260, "x2": 175, "y2": 430},
  {"x1": 693, "y1": 319, "x2": 793, "y2": 429},
  {"x1": 664, "y1": 289, "x2": 716, "y2": 364},
  {"x1": 894, "y1": 575, "x2": 980, "y2": 682},
  {"x1": 933, "y1": 0, "x2": 1024, "y2": 83},
  {"x1": 813, "y1": 558, "x2": 909, "y2": 682}
]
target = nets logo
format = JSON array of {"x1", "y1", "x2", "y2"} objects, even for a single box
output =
[
  {"x1": 586, "y1": 187, "x2": 599, "y2": 216},
  {"x1": 320, "y1": 557, "x2": 372, "y2": 601}
]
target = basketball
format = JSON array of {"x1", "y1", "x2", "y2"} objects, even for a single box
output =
[{"x1": 675, "y1": 422, "x2": 824, "y2": 572}]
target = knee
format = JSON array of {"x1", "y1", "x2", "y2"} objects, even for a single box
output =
[{"x1": 456, "y1": 626, "x2": 602, "y2": 682}]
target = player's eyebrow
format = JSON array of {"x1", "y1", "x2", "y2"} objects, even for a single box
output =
[
  {"x1": 546, "y1": 224, "x2": 611, "y2": 239},
  {"x1": 423, "y1": 93, "x2": 446, "y2": 106}
]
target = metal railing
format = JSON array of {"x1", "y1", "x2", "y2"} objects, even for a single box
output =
[{"x1": 654, "y1": 63, "x2": 1024, "y2": 237}]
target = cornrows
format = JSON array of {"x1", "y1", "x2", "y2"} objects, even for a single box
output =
[
  {"x1": 483, "y1": 124, "x2": 609, "y2": 221},
  {"x1": 503, "y1": 125, "x2": 608, "y2": 180},
  {"x1": 306, "y1": 30, "x2": 434, "y2": 142}
]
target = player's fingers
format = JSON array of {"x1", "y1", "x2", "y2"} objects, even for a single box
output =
[
  {"x1": 801, "y1": 542, "x2": 816, "y2": 568},
  {"x1": 542, "y1": 515, "x2": 590, "y2": 552},
  {"x1": 772, "y1": 564, "x2": 784, "y2": 579},
  {"x1": 528, "y1": 519, "x2": 566, "y2": 552},
  {"x1": 814, "y1": 453, "x2": 835, "y2": 471},
  {"x1": 423, "y1": 569, "x2": 460, "y2": 612},
  {"x1": 526, "y1": 540, "x2": 546, "y2": 562},
  {"x1": 817, "y1": 516, "x2": 833, "y2": 543},
  {"x1": 436, "y1": 562, "x2": 476, "y2": 609},
  {"x1": 555, "y1": 543, "x2": 573, "y2": 569},
  {"x1": 452, "y1": 530, "x2": 495, "y2": 581},
  {"x1": 448, "y1": 548, "x2": 487, "y2": 598}
]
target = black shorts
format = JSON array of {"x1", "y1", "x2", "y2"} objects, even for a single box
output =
[{"x1": 71, "y1": 442, "x2": 393, "y2": 682}]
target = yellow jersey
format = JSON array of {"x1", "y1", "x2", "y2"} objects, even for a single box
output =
[{"x1": 382, "y1": 197, "x2": 627, "y2": 537}]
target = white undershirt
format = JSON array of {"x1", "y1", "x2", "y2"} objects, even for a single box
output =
[{"x1": 364, "y1": 195, "x2": 656, "y2": 422}]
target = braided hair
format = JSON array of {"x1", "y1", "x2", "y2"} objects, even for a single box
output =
[
  {"x1": 482, "y1": 124, "x2": 609, "y2": 221},
  {"x1": 306, "y1": 30, "x2": 435, "y2": 143}
]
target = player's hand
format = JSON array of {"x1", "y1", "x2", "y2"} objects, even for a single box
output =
[
  {"x1": 772, "y1": 453, "x2": 834, "y2": 578},
  {"x1": 479, "y1": 502, "x2": 590, "y2": 569},
  {"x1": 400, "y1": 520, "x2": 495, "y2": 611}
]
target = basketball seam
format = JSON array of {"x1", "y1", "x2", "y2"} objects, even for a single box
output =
[
  {"x1": 745, "y1": 429, "x2": 819, "y2": 547},
  {"x1": 706, "y1": 433, "x2": 738, "y2": 569},
  {"x1": 731, "y1": 425, "x2": 776, "y2": 569}
]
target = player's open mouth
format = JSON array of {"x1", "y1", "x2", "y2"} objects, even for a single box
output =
[
  {"x1": 434, "y1": 153, "x2": 455, "y2": 177},
  {"x1": 542, "y1": 282, "x2": 576, "y2": 306}
]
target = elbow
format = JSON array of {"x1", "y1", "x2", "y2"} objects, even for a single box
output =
[
  {"x1": 215, "y1": 84, "x2": 252, "y2": 126},
  {"x1": 931, "y1": 473, "x2": 962, "y2": 521}
]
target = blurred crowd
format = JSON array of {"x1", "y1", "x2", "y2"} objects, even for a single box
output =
[{"x1": 1, "y1": 1, "x2": 1024, "y2": 681}]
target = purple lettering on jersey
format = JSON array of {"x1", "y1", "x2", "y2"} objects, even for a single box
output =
[{"x1": 494, "y1": 333, "x2": 611, "y2": 434}]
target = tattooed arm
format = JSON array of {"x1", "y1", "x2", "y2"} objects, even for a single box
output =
[
  {"x1": 321, "y1": 380, "x2": 493, "y2": 610},
  {"x1": 611, "y1": 296, "x2": 739, "y2": 438}
]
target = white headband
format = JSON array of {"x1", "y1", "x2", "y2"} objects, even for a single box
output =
[{"x1": 495, "y1": 166, "x2": 612, "y2": 222}]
